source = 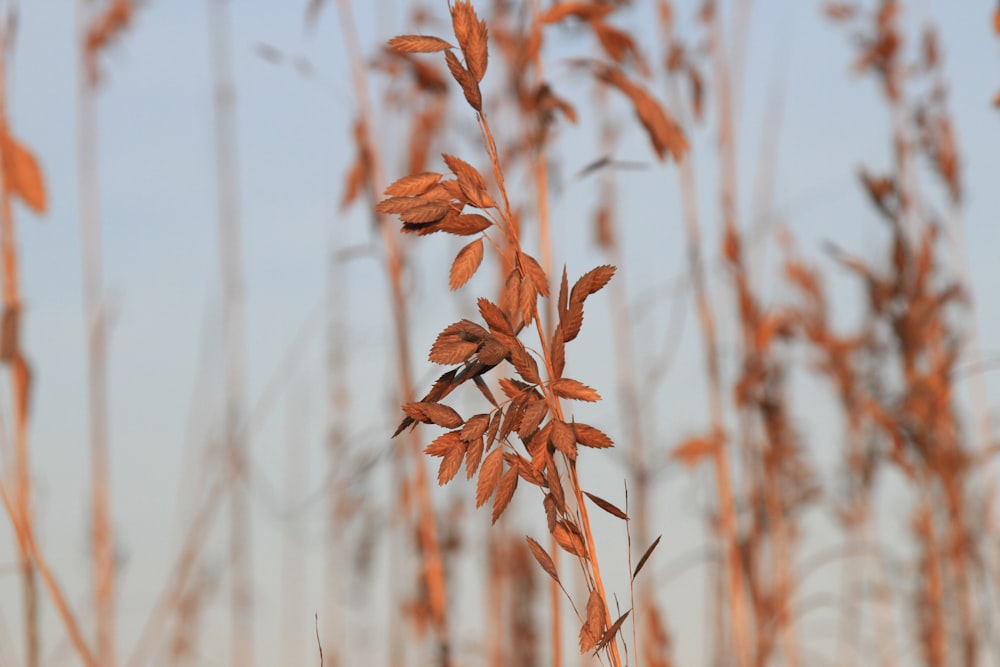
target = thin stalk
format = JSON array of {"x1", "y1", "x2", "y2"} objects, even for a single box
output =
[
  {"x1": 471, "y1": 93, "x2": 623, "y2": 665},
  {"x1": 658, "y1": 6, "x2": 751, "y2": 664},
  {"x1": 335, "y1": 1, "x2": 452, "y2": 663},
  {"x1": 76, "y1": 1, "x2": 116, "y2": 663},
  {"x1": 323, "y1": 238, "x2": 349, "y2": 667},
  {"x1": 0, "y1": 485, "x2": 99, "y2": 667},
  {"x1": 206, "y1": 3, "x2": 252, "y2": 666},
  {"x1": 708, "y1": 6, "x2": 755, "y2": 665},
  {"x1": 527, "y1": 4, "x2": 561, "y2": 661},
  {"x1": 0, "y1": 21, "x2": 37, "y2": 667}
]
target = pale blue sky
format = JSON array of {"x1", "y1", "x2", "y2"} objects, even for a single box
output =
[{"x1": 0, "y1": 1, "x2": 997, "y2": 666}]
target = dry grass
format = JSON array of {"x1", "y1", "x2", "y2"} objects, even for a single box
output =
[{"x1": 0, "y1": 1, "x2": 997, "y2": 666}]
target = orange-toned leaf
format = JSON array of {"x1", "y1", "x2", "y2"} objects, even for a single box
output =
[
  {"x1": 460, "y1": 413, "x2": 490, "y2": 442},
  {"x1": 341, "y1": 158, "x2": 366, "y2": 210},
  {"x1": 387, "y1": 34, "x2": 455, "y2": 53},
  {"x1": 476, "y1": 446, "x2": 504, "y2": 507},
  {"x1": 550, "y1": 378, "x2": 601, "y2": 402},
  {"x1": 450, "y1": 238, "x2": 484, "y2": 290},
  {"x1": 579, "y1": 589, "x2": 607, "y2": 653},
  {"x1": 0, "y1": 135, "x2": 48, "y2": 215},
  {"x1": 539, "y1": 2, "x2": 614, "y2": 23},
  {"x1": 550, "y1": 419, "x2": 577, "y2": 459},
  {"x1": 509, "y1": 344, "x2": 541, "y2": 385},
  {"x1": 492, "y1": 465, "x2": 519, "y2": 523},
  {"x1": 552, "y1": 519, "x2": 588, "y2": 558},
  {"x1": 424, "y1": 430, "x2": 462, "y2": 457},
  {"x1": 574, "y1": 422, "x2": 613, "y2": 448},
  {"x1": 596, "y1": 609, "x2": 631, "y2": 651},
  {"x1": 375, "y1": 195, "x2": 426, "y2": 214},
  {"x1": 403, "y1": 402, "x2": 464, "y2": 428},
  {"x1": 550, "y1": 324, "x2": 565, "y2": 379},
  {"x1": 518, "y1": 399, "x2": 548, "y2": 437},
  {"x1": 450, "y1": 0, "x2": 489, "y2": 82},
  {"x1": 428, "y1": 336, "x2": 479, "y2": 366},
  {"x1": 525, "y1": 535, "x2": 560, "y2": 582},
  {"x1": 598, "y1": 67, "x2": 688, "y2": 161},
  {"x1": 444, "y1": 48, "x2": 482, "y2": 112},
  {"x1": 478, "y1": 297, "x2": 514, "y2": 336},
  {"x1": 439, "y1": 213, "x2": 492, "y2": 235},
  {"x1": 519, "y1": 252, "x2": 550, "y2": 296},
  {"x1": 443, "y1": 153, "x2": 495, "y2": 208},
  {"x1": 671, "y1": 436, "x2": 719, "y2": 468},
  {"x1": 384, "y1": 171, "x2": 443, "y2": 196},
  {"x1": 400, "y1": 202, "x2": 451, "y2": 223},
  {"x1": 438, "y1": 440, "x2": 466, "y2": 485},
  {"x1": 477, "y1": 336, "x2": 507, "y2": 365},
  {"x1": 571, "y1": 264, "x2": 617, "y2": 303},
  {"x1": 465, "y1": 434, "x2": 485, "y2": 478},
  {"x1": 584, "y1": 491, "x2": 628, "y2": 520},
  {"x1": 632, "y1": 535, "x2": 661, "y2": 580}
]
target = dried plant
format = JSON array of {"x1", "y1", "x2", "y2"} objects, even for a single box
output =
[{"x1": 379, "y1": 2, "x2": 692, "y2": 665}]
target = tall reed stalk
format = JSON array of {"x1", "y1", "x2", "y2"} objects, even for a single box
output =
[
  {"x1": 206, "y1": 2, "x2": 253, "y2": 665},
  {"x1": 335, "y1": 1, "x2": 453, "y2": 662},
  {"x1": 78, "y1": 1, "x2": 121, "y2": 663}
]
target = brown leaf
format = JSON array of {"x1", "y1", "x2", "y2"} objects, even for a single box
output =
[
  {"x1": 574, "y1": 423, "x2": 613, "y2": 449},
  {"x1": 558, "y1": 266, "x2": 569, "y2": 317},
  {"x1": 478, "y1": 297, "x2": 514, "y2": 336},
  {"x1": 571, "y1": 264, "x2": 617, "y2": 303},
  {"x1": 486, "y1": 409, "x2": 503, "y2": 449},
  {"x1": 552, "y1": 519, "x2": 588, "y2": 558},
  {"x1": 579, "y1": 589, "x2": 607, "y2": 653},
  {"x1": 517, "y1": 400, "x2": 549, "y2": 437},
  {"x1": 539, "y1": 2, "x2": 614, "y2": 23},
  {"x1": 439, "y1": 213, "x2": 492, "y2": 235},
  {"x1": 465, "y1": 434, "x2": 485, "y2": 478},
  {"x1": 550, "y1": 419, "x2": 577, "y2": 460},
  {"x1": 450, "y1": 238, "x2": 484, "y2": 290},
  {"x1": 460, "y1": 413, "x2": 490, "y2": 442},
  {"x1": 589, "y1": 19, "x2": 643, "y2": 70},
  {"x1": 519, "y1": 273, "x2": 538, "y2": 327},
  {"x1": 476, "y1": 446, "x2": 504, "y2": 507},
  {"x1": 443, "y1": 153, "x2": 494, "y2": 209},
  {"x1": 403, "y1": 402, "x2": 464, "y2": 428},
  {"x1": 509, "y1": 344, "x2": 541, "y2": 385},
  {"x1": 438, "y1": 439, "x2": 466, "y2": 485},
  {"x1": 341, "y1": 158, "x2": 366, "y2": 210},
  {"x1": 450, "y1": 0, "x2": 489, "y2": 83},
  {"x1": 492, "y1": 465, "x2": 519, "y2": 523},
  {"x1": 550, "y1": 324, "x2": 565, "y2": 379},
  {"x1": 513, "y1": 452, "x2": 545, "y2": 486},
  {"x1": 384, "y1": 171, "x2": 443, "y2": 196},
  {"x1": 550, "y1": 378, "x2": 601, "y2": 402},
  {"x1": 374, "y1": 196, "x2": 426, "y2": 214},
  {"x1": 500, "y1": 395, "x2": 527, "y2": 443},
  {"x1": 598, "y1": 67, "x2": 688, "y2": 161},
  {"x1": 671, "y1": 436, "x2": 719, "y2": 468},
  {"x1": 400, "y1": 202, "x2": 451, "y2": 223},
  {"x1": 584, "y1": 491, "x2": 628, "y2": 520},
  {"x1": 428, "y1": 321, "x2": 483, "y2": 365},
  {"x1": 0, "y1": 135, "x2": 48, "y2": 215},
  {"x1": 525, "y1": 536, "x2": 560, "y2": 582},
  {"x1": 632, "y1": 535, "x2": 661, "y2": 580},
  {"x1": 387, "y1": 34, "x2": 455, "y2": 53},
  {"x1": 596, "y1": 609, "x2": 631, "y2": 651},
  {"x1": 519, "y1": 252, "x2": 550, "y2": 296},
  {"x1": 424, "y1": 430, "x2": 462, "y2": 457},
  {"x1": 444, "y1": 48, "x2": 482, "y2": 112},
  {"x1": 477, "y1": 336, "x2": 507, "y2": 365}
]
